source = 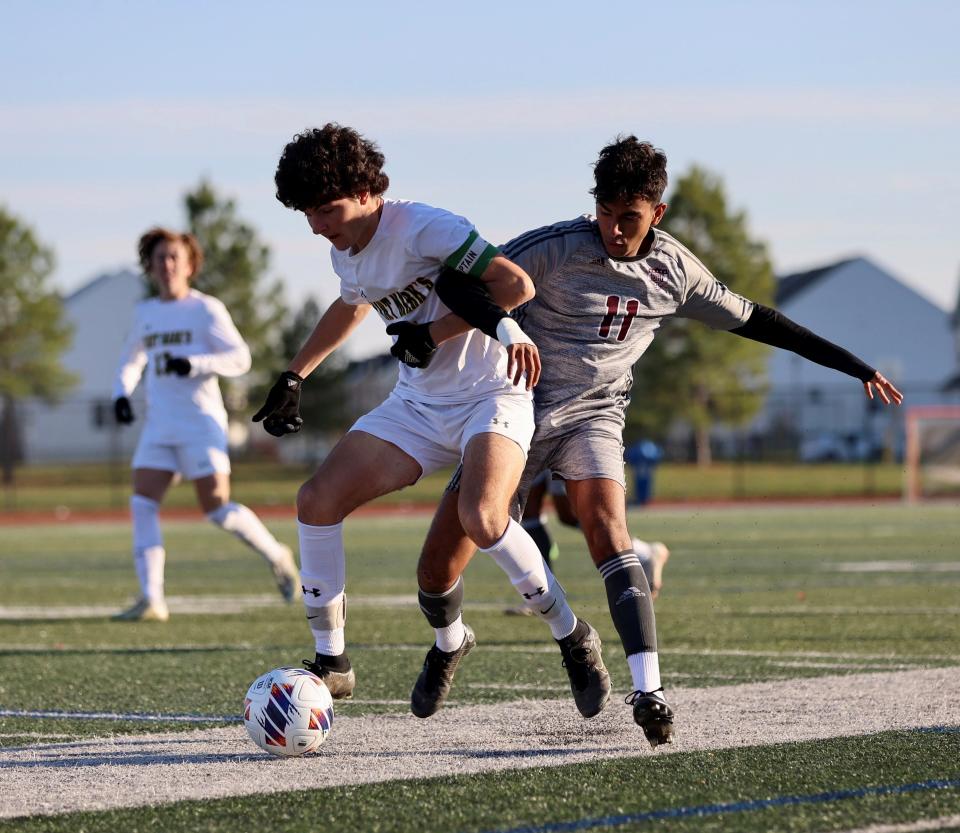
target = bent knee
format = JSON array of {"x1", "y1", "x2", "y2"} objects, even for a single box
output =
[
  {"x1": 459, "y1": 504, "x2": 507, "y2": 550},
  {"x1": 297, "y1": 479, "x2": 344, "y2": 526}
]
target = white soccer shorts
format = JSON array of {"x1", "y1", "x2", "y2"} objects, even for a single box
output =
[
  {"x1": 350, "y1": 390, "x2": 534, "y2": 479},
  {"x1": 132, "y1": 436, "x2": 232, "y2": 480}
]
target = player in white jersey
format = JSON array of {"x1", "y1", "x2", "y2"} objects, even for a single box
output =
[
  {"x1": 111, "y1": 228, "x2": 299, "y2": 622},
  {"x1": 253, "y1": 124, "x2": 609, "y2": 717},
  {"x1": 397, "y1": 136, "x2": 903, "y2": 747}
]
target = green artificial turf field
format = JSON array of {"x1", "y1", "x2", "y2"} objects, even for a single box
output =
[{"x1": 1, "y1": 503, "x2": 958, "y2": 832}]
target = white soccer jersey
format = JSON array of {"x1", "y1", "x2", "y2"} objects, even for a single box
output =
[
  {"x1": 504, "y1": 218, "x2": 754, "y2": 436},
  {"x1": 333, "y1": 199, "x2": 527, "y2": 405},
  {"x1": 112, "y1": 289, "x2": 252, "y2": 444}
]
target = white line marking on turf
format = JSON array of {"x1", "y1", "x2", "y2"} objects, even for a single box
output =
[
  {"x1": 742, "y1": 607, "x2": 960, "y2": 615},
  {"x1": 766, "y1": 661, "x2": 918, "y2": 671},
  {"x1": 818, "y1": 814, "x2": 960, "y2": 833},
  {"x1": 1, "y1": 666, "x2": 957, "y2": 820},
  {"x1": 0, "y1": 594, "x2": 511, "y2": 620},
  {"x1": 827, "y1": 561, "x2": 960, "y2": 573},
  {"x1": 0, "y1": 710, "x2": 239, "y2": 723}
]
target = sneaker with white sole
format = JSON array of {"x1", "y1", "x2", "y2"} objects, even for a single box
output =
[
  {"x1": 556, "y1": 620, "x2": 611, "y2": 718},
  {"x1": 626, "y1": 687, "x2": 674, "y2": 749},
  {"x1": 111, "y1": 597, "x2": 169, "y2": 622},
  {"x1": 411, "y1": 625, "x2": 476, "y2": 718},
  {"x1": 271, "y1": 546, "x2": 301, "y2": 603}
]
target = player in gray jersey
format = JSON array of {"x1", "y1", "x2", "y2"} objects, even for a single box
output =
[{"x1": 394, "y1": 136, "x2": 902, "y2": 747}]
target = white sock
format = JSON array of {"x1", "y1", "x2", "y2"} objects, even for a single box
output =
[
  {"x1": 315, "y1": 628, "x2": 345, "y2": 656},
  {"x1": 208, "y1": 502, "x2": 286, "y2": 565},
  {"x1": 627, "y1": 651, "x2": 662, "y2": 693},
  {"x1": 482, "y1": 518, "x2": 577, "y2": 639},
  {"x1": 131, "y1": 495, "x2": 164, "y2": 601},
  {"x1": 632, "y1": 537, "x2": 653, "y2": 561},
  {"x1": 436, "y1": 615, "x2": 466, "y2": 653},
  {"x1": 143, "y1": 546, "x2": 166, "y2": 603},
  {"x1": 298, "y1": 520, "x2": 347, "y2": 656}
]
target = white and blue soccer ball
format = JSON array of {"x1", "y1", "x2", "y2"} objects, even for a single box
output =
[{"x1": 243, "y1": 666, "x2": 334, "y2": 756}]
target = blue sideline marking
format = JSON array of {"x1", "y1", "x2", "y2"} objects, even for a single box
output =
[
  {"x1": 480, "y1": 778, "x2": 960, "y2": 833},
  {"x1": 0, "y1": 708, "x2": 240, "y2": 723}
]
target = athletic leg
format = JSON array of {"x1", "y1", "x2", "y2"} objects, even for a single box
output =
[
  {"x1": 565, "y1": 476, "x2": 673, "y2": 745},
  {"x1": 460, "y1": 433, "x2": 610, "y2": 717},
  {"x1": 297, "y1": 430, "x2": 423, "y2": 698},
  {"x1": 195, "y1": 473, "x2": 300, "y2": 603},
  {"x1": 113, "y1": 467, "x2": 175, "y2": 622}
]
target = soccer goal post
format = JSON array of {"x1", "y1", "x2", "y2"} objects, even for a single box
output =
[{"x1": 904, "y1": 405, "x2": 960, "y2": 502}]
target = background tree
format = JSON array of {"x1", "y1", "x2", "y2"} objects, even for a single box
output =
[
  {"x1": 0, "y1": 208, "x2": 78, "y2": 488},
  {"x1": 625, "y1": 167, "x2": 776, "y2": 465},
  {"x1": 181, "y1": 181, "x2": 289, "y2": 412}
]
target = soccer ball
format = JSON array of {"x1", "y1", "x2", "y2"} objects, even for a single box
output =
[{"x1": 243, "y1": 666, "x2": 334, "y2": 756}]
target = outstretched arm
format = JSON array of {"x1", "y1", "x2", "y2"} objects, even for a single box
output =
[
  {"x1": 434, "y1": 258, "x2": 540, "y2": 387},
  {"x1": 730, "y1": 304, "x2": 903, "y2": 405}
]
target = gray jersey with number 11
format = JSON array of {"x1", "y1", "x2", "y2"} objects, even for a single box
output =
[{"x1": 504, "y1": 217, "x2": 754, "y2": 439}]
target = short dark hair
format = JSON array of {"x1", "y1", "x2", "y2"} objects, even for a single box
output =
[
  {"x1": 137, "y1": 227, "x2": 204, "y2": 279},
  {"x1": 275, "y1": 123, "x2": 390, "y2": 211},
  {"x1": 590, "y1": 136, "x2": 668, "y2": 205}
]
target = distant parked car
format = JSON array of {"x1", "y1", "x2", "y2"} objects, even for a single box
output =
[{"x1": 799, "y1": 432, "x2": 881, "y2": 463}]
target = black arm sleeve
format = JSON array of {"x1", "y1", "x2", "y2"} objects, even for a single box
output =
[
  {"x1": 730, "y1": 304, "x2": 876, "y2": 383},
  {"x1": 434, "y1": 268, "x2": 508, "y2": 339}
]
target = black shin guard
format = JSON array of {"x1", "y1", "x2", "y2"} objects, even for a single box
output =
[
  {"x1": 418, "y1": 576, "x2": 465, "y2": 629},
  {"x1": 598, "y1": 550, "x2": 658, "y2": 655}
]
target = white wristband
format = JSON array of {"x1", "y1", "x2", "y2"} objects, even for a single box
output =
[{"x1": 496, "y1": 317, "x2": 534, "y2": 347}]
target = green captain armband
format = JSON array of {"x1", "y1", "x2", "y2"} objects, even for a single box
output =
[{"x1": 444, "y1": 230, "x2": 499, "y2": 277}]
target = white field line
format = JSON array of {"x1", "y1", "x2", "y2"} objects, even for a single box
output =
[
  {"x1": 819, "y1": 814, "x2": 960, "y2": 833},
  {"x1": 766, "y1": 661, "x2": 919, "y2": 671},
  {"x1": 0, "y1": 641, "x2": 949, "y2": 664},
  {"x1": 827, "y1": 562, "x2": 960, "y2": 573},
  {"x1": 1, "y1": 666, "x2": 958, "y2": 820},
  {"x1": 0, "y1": 594, "x2": 514, "y2": 621},
  {"x1": 741, "y1": 607, "x2": 960, "y2": 615}
]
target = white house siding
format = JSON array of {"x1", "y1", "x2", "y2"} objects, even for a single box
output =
[
  {"x1": 757, "y1": 257, "x2": 957, "y2": 448},
  {"x1": 21, "y1": 270, "x2": 146, "y2": 463}
]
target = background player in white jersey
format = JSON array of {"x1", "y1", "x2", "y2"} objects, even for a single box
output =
[
  {"x1": 112, "y1": 227, "x2": 299, "y2": 622},
  {"x1": 253, "y1": 124, "x2": 609, "y2": 718},
  {"x1": 397, "y1": 135, "x2": 903, "y2": 747}
]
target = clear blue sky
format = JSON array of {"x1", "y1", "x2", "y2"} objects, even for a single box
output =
[{"x1": 2, "y1": 0, "x2": 958, "y2": 357}]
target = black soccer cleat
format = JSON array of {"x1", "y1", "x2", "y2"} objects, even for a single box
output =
[
  {"x1": 303, "y1": 654, "x2": 356, "y2": 700},
  {"x1": 626, "y1": 688, "x2": 674, "y2": 749},
  {"x1": 411, "y1": 625, "x2": 476, "y2": 718},
  {"x1": 556, "y1": 620, "x2": 611, "y2": 718}
]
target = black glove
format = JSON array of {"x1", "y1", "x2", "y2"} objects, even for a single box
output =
[
  {"x1": 114, "y1": 396, "x2": 134, "y2": 424},
  {"x1": 386, "y1": 321, "x2": 437, "y2": 369},
  {"x1": 165, "y1": 354, "x2": 192, "y2": 376},
  {"x1": 252, "y1": 371, "x2": 304, "y2": 437}
]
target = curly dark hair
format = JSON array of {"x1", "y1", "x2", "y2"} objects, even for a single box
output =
[
  {"x1": 590, "y1": 136, "x2": 668, "y2": 205},
  {"x1": 275, "y1": 123, "x2": 390, "y2": 211},
  {"x1": 137, "y1": 227, "x2": 204, "y2": 278}
]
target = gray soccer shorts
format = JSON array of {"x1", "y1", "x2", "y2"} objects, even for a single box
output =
[{"x1": 446, "y1": 420, "x2": 626, "y2": 517}]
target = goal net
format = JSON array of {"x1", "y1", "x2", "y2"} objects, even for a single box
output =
[{"x1": 904, "y1": 405, "x2": 960, "y2": 502}]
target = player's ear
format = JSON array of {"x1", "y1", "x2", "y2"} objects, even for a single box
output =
[
  {"x1": 356, "y1": 190, "x2": 372, "y2": 205},
  {"x1": 652, "y1": 203, "x2": 668, "y2": 225}
]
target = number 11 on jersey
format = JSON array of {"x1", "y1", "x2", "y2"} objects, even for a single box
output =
[{"x1": 598, "y1": 295, "x2": 639, "y2": 341}]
